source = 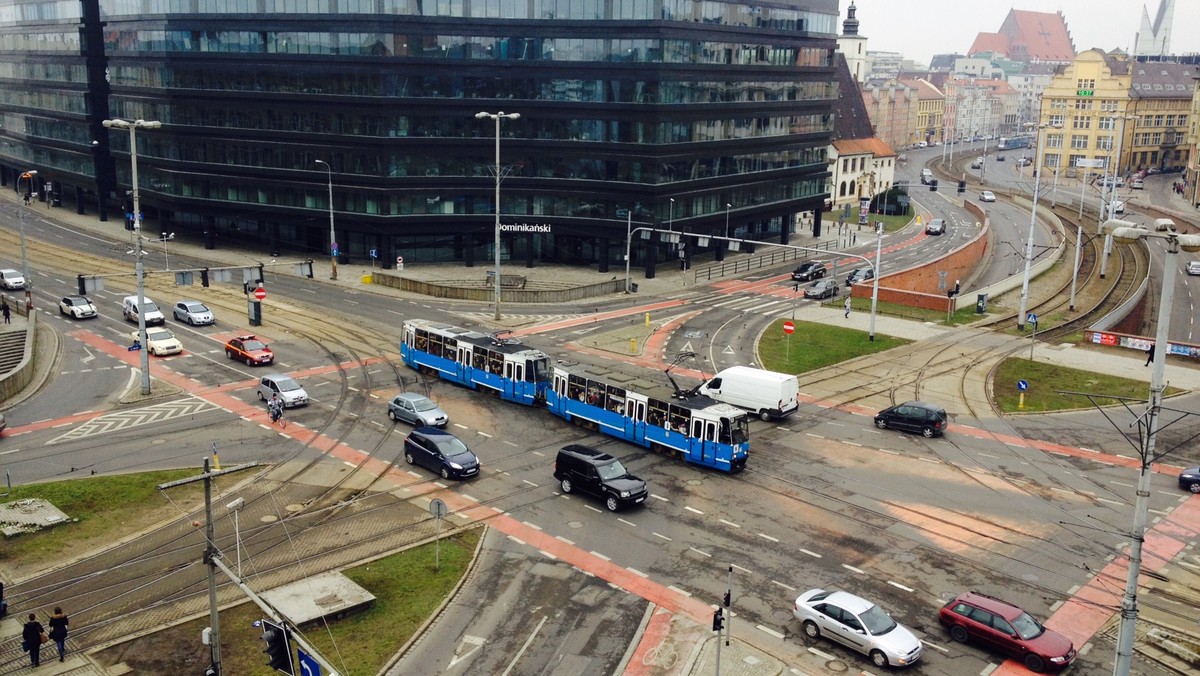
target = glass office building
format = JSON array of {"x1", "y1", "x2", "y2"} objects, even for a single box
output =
[{"x1": 0, "y1": 1, "x2": 838, "y2": 272}]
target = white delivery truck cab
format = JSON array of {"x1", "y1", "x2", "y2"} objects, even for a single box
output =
[{"x1": 698, "y1": 366, "x2": 799, "y2": 421}]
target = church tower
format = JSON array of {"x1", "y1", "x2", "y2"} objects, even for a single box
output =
[{"x1": 837, "y1": 1, "x2": 870, "y2": 83}]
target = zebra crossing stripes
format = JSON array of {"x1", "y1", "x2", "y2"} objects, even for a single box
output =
[
  {"x1": 47, "y1": 398, "x2": 221, "y2": 444},
  {"x1": 457, "y1": 312, "x2": 582, "y2": 329}
]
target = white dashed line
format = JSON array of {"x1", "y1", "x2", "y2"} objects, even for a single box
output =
[
  {"x1": 758, "y1": 533, "x2": 780, "y2": 543},
  {"x1": 685, "y1": 506, "x2": 705, "y2": 515},
  {"x1": 618, "y1": 518, "x2": 637, "y2": 527},
  {"x1": 719, "y1": 519, "x2": 740, "y2": 528},
  {"x1": 503, "y1": 440, "x2": 519, "y2": 447},
  {"x1": 650, "y1": 494, "x2": 669, "y2": 502},
  {"x1": 842, "y1": 564, "x2": 865, "y2": 574},
  {"x1": 689, "y1": 547, "x2": 712, "y2": 558},
  {"x1": 887, "y1": 581, "x2": 914, "y2": 592},
  {"x1": 626, "y1": 567, "x2": 649, "y2": 578},
  {"x1": 508, "y1": 536, "x2": 526, "y2": 546},
  {"x1": 522, "y1": 479, "x2": 539, "y2": 487},
  {"x1": 806, "y1": 433, "x2": 825, "y2": 439},
  {"x1": 590, "y1": 551, "x2": 611, "y2": 561},
  {"x1": 539, "y1": 550, "x2": 556, "y2": 560},
  {"x1": 731, "y1": 564, "x2": 753, "y2": 575},
  {"x1": 653, "y1": 532, "x2": 672, "y2": 542},
  {"x1": 453, "y1": 423, "x2": 470, "y2": 430},
  {"x1": 585, "y1": 504, "x2": 602, "y2": 513},
  {"x1": 878, "y1": 448, "x2": 900, "y2": 455},
  {"x1": 460, "y1": 494, "x2": 479, "y2": 503},
  {"x1": 757, "y1": 625, "x2": 785, "y2": 640},
  {"x1": 844, "y1": 441, "x2": 862, "y2": 447},
  {"x1": 799, "y1": 548, "x2": 822, "y2": 558},
  {"x1": 555, "y1": 535, "x2": 575, "y2": 546},
  {"x1": 807, "y1": 647, "x2": 838, "y2": 661},
  {"x1": 521, "y1": 521, "x2": 542, "y2": 531}
]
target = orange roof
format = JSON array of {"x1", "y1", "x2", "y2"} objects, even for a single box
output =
[
  {"x1": 899, "y1": 78, "x2": 943, "y2": 100},
  {"x1": 833, "y1": 138, "x2": 897, "y2": 158},
  {"x1": 969, "y1": 33, "x2": 1011, "y2": 58},
  {"x1": 1000, "y1": 9, "x2": 1075, "y2": 62},
  {"x1": 977, "y1": 79, "x2": 1016, "y2": 95}
]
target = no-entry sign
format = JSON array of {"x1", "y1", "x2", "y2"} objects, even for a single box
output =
[
  {"x1": 783, "y1": 321, "x2": 795, "y2": 334},
  {"x1": 253, "y1": 286, "x2": 267, "y2": 301}
]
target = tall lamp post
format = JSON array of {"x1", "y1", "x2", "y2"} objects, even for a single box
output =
[
  {"x1": 1017, "y1": 122, "x2": 1061, "y2": 330},
  {"x1": 103, "y1": 117, "x2": 161, "y2": 396},
  {"x1": 314, "y1": 159, "x2": 336, "y2": 280},
  {"x1": 475, "y1": 111, "x2": 520, "y2": 321},
  {"x1": 16, "y1": 169, "x2": 37, "y2": 311},
  {"x1": 1099, "y1": 115, "x2": 1138, "y2": 279},
  {"x1": 1098, "y1": 220, "x2": 1200, "y2": 676}
]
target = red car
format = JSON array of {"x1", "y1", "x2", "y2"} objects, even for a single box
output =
[
  {"x1": 224, "y1": 334, "x2": 274, "y2": 366},
  {"x1": 938, "y1": 591, "x2": 1075, "y2": 672}
]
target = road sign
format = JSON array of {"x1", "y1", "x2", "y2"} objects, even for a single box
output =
[
  {"x1": 1017, "y1": 380, "x2": 1029, "y2": 391},
  {"x1": 369, "y1": 248, "x2": 377, "y2": 259},
  {"x1": 1026, "y1": 313, "x2": 1037, "y2": 325},
  {"x1": 296, "y1": 649, "x2": 321, "y2": 676},
  {"x1": 253, "y1": 286, "x2": 267, "y2": 301},
  {"x1": 429, "y1": 498, "x2": 447, "y2": 519},
  {"x1": 782, "y1": 321, "x2": 795, "y2": 335}
]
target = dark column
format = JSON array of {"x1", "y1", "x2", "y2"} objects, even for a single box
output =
[
  {"x1": 813, "y1": 207, "x2": 823, "y2": 238},
  {"x1": 204, "y1": 215, "x2": 216, "y2": 249},
  {"x1": 75, "y1": 186, "x2": 86, "y2": 216},
  {"x1": 780, "y1": 218, "x2": 790, "y2": 245},
  {"x1": 715, "y1": 230, "x2": 726, "y2": 262},
  {"x1": 464, "y1": 233, "x2": 474, "y2": 267},
  {"x1": 598, "y1": 237, "x2": 610, "y2": 273},
  {"x1": 643, "y1": 233, "x2": 658, "y2": 279},
  {"x1": 525, "y1": 233, "x2": 535, "y2": 268}
]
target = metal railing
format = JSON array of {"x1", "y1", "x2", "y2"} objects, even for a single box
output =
[{"x1": 692, "y1": 240, "x2": 836, "y2": 283}]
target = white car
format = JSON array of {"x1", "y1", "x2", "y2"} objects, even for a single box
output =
[
  {"x1": 59, "y1": 295, "x2": 98, "y2": 319},
  {"x1": 132, "y1": 328, "x2": 182, "y2": 356},
  {"x1": 978, "y1": 191, "x2": 996, "y2": 202},
  {"x1": 794, "y1": 589, "x2": 923, "y2": 668},
  {"x1": 1187, "y1": 261, "x2": 1200, "y2": 276},
  {"x1": 173, "y1": 300, "x2": 214, "y2": 325}
]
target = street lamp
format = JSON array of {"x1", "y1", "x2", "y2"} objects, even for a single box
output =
[
  {"x1": 1097, "y1": 219, "x2": 1200, "y2": 676},
  {"x1": 475, "y1": 111, "x2": 520, "y2": 321},
  {"x1": 103, "y1": 117, "x2": 161, "y2": 396},
  {"x1": 1017, "y1": 122, "x2": 1061, "y2": 330},
  {"x1": 16, "y1": 169, "x2": 37, "y2": 311},
  {"x1": 314, "y1": 159, "x2": 336, "y2": 280},
  {"x1": 1099, "y1": 115, "x2": 1138, "y2": 279},
  {"x1": 159, "y1": 232, "x2": 175, "y2": 272}
]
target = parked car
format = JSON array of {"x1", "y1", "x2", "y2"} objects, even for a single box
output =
[
  {"x1": 388, "y1": 392, "x2": 449, "y2": 427},
  {"x1": 0, "y1": 268, "x2": 25, "y2": 290},
  {"x1": 554, "y1": 444, "x2": 647, "y2": 512},
  {"x1": 1179, "y1": 466, "x2": 1200, "y2": 492},
  {"x1": 970, "y1": 158, "x2": 983, "y2": 169},
  {"x1": 225, "y1": 334, "x2": 274, "y2": 366},
  {"x1": 925, "y1": 218, "x2": 946, "y2": 235},
  {"x1": 978, "y1": 191, "x2": 996, "y2": 202},
  {"x1": 1109, "y1": 199, "x2": 1126, "y2": 215},
  {"x1": 874, "y1": 401, "x2": 947, "y2": 438},
  {"x1": 938, "y1": 591, "x2": 1076, "y2": 672},
  {"x1": 173, "y1": 300, "x2": 215, "y2": 325},
  {"x1": 257, "y1": 374, "x2": 308, "y2": 408},
  {"x1": 59, "y1": 295, "x2": 98, "y2": 319},
  {"x1": 845, "y1": 267, "x2": 875, "y2": 287},
  {"x1": 803, "y1": 279, "x2": 840, "y2": 299},
  {"x1": 1130, "y1": 178, "x2": 1144, "y2": 189},
  {"x1": 404, "y1": 427, "x2": 480, "y2": 480},
  {"x1": 131, "y1": 328, "x2": 182, "y2": 356},
  {"x1": 1187, "y1": 261, "x2": 1200, "y2": 276},
  {"x1": 791, "y1": 261, "x2": 828, "y2": 282},
  {"x1": 793, "y1": 589, "x2": 923, "y2": 668}
]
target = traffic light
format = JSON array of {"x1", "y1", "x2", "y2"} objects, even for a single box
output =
[
  {"x1": 712, "y1": 607, "x2": 725, "y2": 632},
  {"x1": 928, "y1": 179, "x2": 938, "y2": 192},
  {"x1": 723, "y1": 591, "x2": 731, "y2": 607},
  {"x1": 957, "y1": 180, "x2": 966, "y2": 194},
  {"x1": 261, "y1": 619, "x2": 294, "y2": 675},
  {"x1": 123, "y1": 191, "x2": 135, "y2": 230}
]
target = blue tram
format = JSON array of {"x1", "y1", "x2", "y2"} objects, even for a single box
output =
[{"x1": 399, "y1": 320, "x2": 749, "y2": 472}]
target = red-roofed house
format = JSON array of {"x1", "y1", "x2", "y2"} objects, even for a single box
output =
[
  {"x1": 830, "y1": 138, "x2": 897, "y2": 210},
  {"x1": 970, "y1": 9, "x2": 1076, "y2": 65}
]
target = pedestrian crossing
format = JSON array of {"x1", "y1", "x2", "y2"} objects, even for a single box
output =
[{"x1": 679, "y1": 288, "x2": 827, "y2": 318}]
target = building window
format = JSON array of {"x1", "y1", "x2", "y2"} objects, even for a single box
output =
[
  {"x1": 1098, "y1": 117, "x2": 1115, "y2": 131},
  {"x1": 1096, "y1": 135, "x2": 1113, "y2": 151},
  {"x1": 1049, "y1": 114, "x2": 1065, "y2": 127},
  {"x1": 1070, "y1": 134, "x2": 1088, "y2": 149},
  {"x1": 1049, "y1": 98, "x2": 1068, "y2": 110},
  {"x1": 1077, "y1": 78, "x2": 1095, "y2": 90},
  {"x1": 1072, "y1": 115, "x2": 1091, "y2": 129},
  {"x1": 1074, "y1": 99, "x2": 1093, "y2": 110},
  {"x1": 1100, "y1": 99, "x2": 1119, "y2": 112},
  {"x1": 1046, "y1": 133, "x2": 1063, "y2": 148},
  {"x1": 1153, "y1": 115, "x2": 1164, "y2": 127}
]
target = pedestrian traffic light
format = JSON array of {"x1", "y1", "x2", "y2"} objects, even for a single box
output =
[
  {"x1": 723, "y1": 591, "x2": 731, "y2": 607},
  {"x1": 200, "y1": 268, "x2": 210, "y2": 287},
  {"x1": 712, "y1": 608, "x2": 725, "y2": 632},
  {"x1": 261, "y1": 619, "x2": 294, "y2": 675},
  {"x1": 957, "y1": 180, "x2": 966, "y2": 194}
]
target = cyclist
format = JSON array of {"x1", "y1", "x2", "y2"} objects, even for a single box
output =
[{"x1": 268, "y1": 393, "x2": 284, "y2": 425}]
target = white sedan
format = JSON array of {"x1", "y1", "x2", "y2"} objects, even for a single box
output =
[
  {"x1": 793, "y1": 589, "x2": 923, "y2": 668},
  {"x1": 1187, "y1": 261, "x2": 1200, "y2": 276},
  {"x1": 132, "y1": 328, "x2": 183, "y2": 356},
  {"x1": 978, "y1": 191, "x2": 996, "y2": 202}
]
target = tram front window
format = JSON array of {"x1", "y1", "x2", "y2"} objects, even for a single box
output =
[
  {"x1": 528, "y1": 358, "x2": 550, "y2": 383},
  {"x1": 722, "y1": 416, "x2": 750, "y2": 445}
]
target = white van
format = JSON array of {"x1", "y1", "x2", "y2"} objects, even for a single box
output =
[
  {"x1": 122, "y1": 295, "x2": 166, "y2": 326},
  {"x1": 698, "y1": 366, "x2": 799, "y2": 421}
]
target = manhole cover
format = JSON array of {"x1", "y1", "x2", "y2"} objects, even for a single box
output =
[
  {"x1": 260, "y1": 514, "x2": 278, "y2": 523},
  {"x1": 896, "y1": 553, "x2": 917, "y2": 563},
  {"x1": 820, "y1": 659, "x2": 850, "y2": 672},
  {"x1": 285, "y1": 503, "x2": 304, "y2": 513},
  {"x1": 568, "y1": 520, "x2": 583, "y2": 529}
]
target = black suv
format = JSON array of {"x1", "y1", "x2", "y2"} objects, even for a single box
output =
[
  {"x1": 404, "y1": 427, "x2": 480, "y2": 479},
  {"x1": 845, "y1": 267, "x2": 875, "y2": 287},
  {"x1": 791, "y1": 261, "x2": 828, "y2": 282},
  {"x1": 874, "y1": 401, "x2": 947, "y2": 438},
  {"x1": 554, "y1": 445, "x2": 648, "y2": 512}
]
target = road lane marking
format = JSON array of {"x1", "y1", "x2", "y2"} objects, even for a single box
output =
[
  {"x1": 685, "y1": 506, "x2": 704, "y2": 515},
  {"x1": 758, "y1": 533, "x2": 780, "y2": 543},
  {"x1": 842, "y1": 564, "x2": 865, "y2": 574},
  {"x1": 689, "y1": 547, "x2": 712, "y2": 558},
  {"x1": 653, "y1": 532, "x2": 672, "y2": 542},
  {"x1": 500, "y1": 615, "x2": 547, "y2": 676},
  {"x1": 590, "y1": 551, "x2": 610, "y2": 561},
  {"x1": 758, "y1": 625, "x2": 785, "y2": 639},
  {"x1": 799, "y1": 548, "x2": 822, "y2": 558},
  {"x1": 770, "y1": 580, "x2": 796, "y2": 592},
  {"x1": 888, "y1": 581, "x2": 915, "y2": 592},
  {"x1": 668, "y1": 586, "x2": 691, "y2": 597}
]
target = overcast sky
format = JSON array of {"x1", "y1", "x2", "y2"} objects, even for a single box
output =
[{"x1": 844, "y1": 0, "x2": 1200, "y2": 67}]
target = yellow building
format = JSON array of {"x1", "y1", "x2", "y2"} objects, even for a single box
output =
[
  {"x1": 1126, "y1": 62, "x2": 1196, "y2": 174},
  {"x1": 901, "y1": 78, "x2": 944, "y2": 145},
  {"x1": 1188, "y1": 73, "x2": 1200, "y2": 205},
  {"x1": 1037, "y1": 49, "x2": 1133, "y2": 176}
]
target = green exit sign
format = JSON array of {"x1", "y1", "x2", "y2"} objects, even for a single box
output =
[{"x1": 1077, "y1": 89, "x2": 1094, "y2": 96}]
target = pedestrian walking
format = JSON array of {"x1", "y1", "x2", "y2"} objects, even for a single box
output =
[
  {"x1": 1145, "y1": 342, "x2": 1155, "y2": 366},
  {"x1": 22, "y1": 612, "x2": 44, "y2": 667},
  {"x1": 48, "y1": 606, "x2": 68, "y2": 662},
  {"x1": 844, "y1": 296, "x2": 852, "y2": 319},
  {"x1": 2, "y1": 297, "x2": 10, "y2": 324}
]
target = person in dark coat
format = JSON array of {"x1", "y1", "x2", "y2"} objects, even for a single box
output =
[
  {"x1": 48, "y1": 606, "x2": 69, "y2": 661},
  {"x1": 22, "y1": 612, "x2": 44, "y2": 667},
  {"x1": 1145, "y1": 342, "x2": 1155, "y2": 366}
]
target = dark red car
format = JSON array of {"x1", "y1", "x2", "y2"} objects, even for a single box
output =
[{"x1": 938, "y1": 591, "x2": 1075, "y2": 672}]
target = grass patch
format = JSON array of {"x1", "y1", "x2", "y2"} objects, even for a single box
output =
[
  {"x1": 759, "y1": 318, "x2": 909, "y2": 373},
  {"x1": 0, "y1": 469, "x2": 203, "y2": 570},
  {"x1": 992, "y1": 358, "x2": 1182, "y2": 412}
]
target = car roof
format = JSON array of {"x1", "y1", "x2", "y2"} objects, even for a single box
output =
[
  {"x1": 179, "y1": 299, "x2": 206, "y2": 306},
  {"x1": 823, "y1": 590, "x2": 875, "y2": 614},
  {"x1": 412, "y1": 426, "x2": 456, "y2": 438},
  {"x1": 561, "y1": 444, "x2": 617, "y2": 463},
  {"x1": 901, "y1": 400, "x2": 945, "y2": 412},
  {"x1": 63, "y1": 295, "x2": 90, "y2": 302},
  {"x1": 396, "y1": 392, "x2": 431, "y2": 403},
  {"x1": 953, "y1": 591, "x2": 1022, "y2": 619}
]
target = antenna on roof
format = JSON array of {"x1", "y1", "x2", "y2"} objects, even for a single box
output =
[{"x1": 665, "y1": 351, "x2": 702, "y2": 399}]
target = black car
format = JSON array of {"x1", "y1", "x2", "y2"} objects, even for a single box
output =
[
  {"x1": 791, "y1": 261, "x2": 828, "y2": 282},
  {"x1": 995, "y1": 155, "x2": 1006, "y2": 162},
  {"x1": 554, "y1": 445, "x2": 647, "y2": 512},
  {"x1": 1180, "y1": 467, "x2": 1200, "y2": 493},
  {"x1": 804, "y1": 279, "x2": 840, "y2": 300},
  {"x1": 403, "y1": 427, "x2": 480, "y2": 480},
  {"x1": 845, "y1": 267, "x2": 875, "y2": 287},
  {"x1": 874, "y1": 401, "x2": 947, "y2": 438}
]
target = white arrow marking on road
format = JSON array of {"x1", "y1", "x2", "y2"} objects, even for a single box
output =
[
  {"x1": 81, "y1": 346, "x2": 95, "y2": 363},
  {"x1": 680, "y1": 340, "x2": 694, "y2": 352},
  {"x1": 722, "y1": 345, "x2": 734, "y2": 354},
  {"x1": 447, "y1": 635, "x2": 486, "y2": 670}
]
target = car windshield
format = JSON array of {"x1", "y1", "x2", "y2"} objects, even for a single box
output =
[
  {"x1": 243, "y1": 340, "x2": 266, "y2": 351},
  {"x1": 412, "y1": 397, "x2": 438, "y2": 412},
  {"x1": 142, "y1": 302, "x2": 159, "y2": 312},
  {"x1": 1011, "y1": 611, "x2": 1045, "y2": 640},
  {"x1": 432, "y1": 436, "x2": 470, "y2": 457},
  {"x1": 275, "y1": 378, "x2": 302, "y2": 392},
  {"x1": 596, "y1": 460, "x2": 629, "y2": 481},
  {"x1": 186, "y1": 303, "x2": 208, "y2": 312},
  {"x1": 859, "y1": 604, "x2": 898, "y2": 635}
]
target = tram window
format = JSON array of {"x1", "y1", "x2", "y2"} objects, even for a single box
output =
[
  {"x1": 504, "y1": 362, "x2": 513, "y2": 379},
  {"x1": 488, "y1": 351, "x2": 503, "y2": 374},
  {"x1": 428, "y1": 334, "x2": 443, "y2": 353},
  {"x1": 415, "y1": 330, "x2": 429, "y2": 351},
  {"x1": 648, "y1": 399, "x2": 670, "y2": 427},
  {"x1": 472, "y1": 351, "x2": 487, "y2": 370},
  {"x1": 669, "y1": 408, "x2": 689, "y2": 434}
]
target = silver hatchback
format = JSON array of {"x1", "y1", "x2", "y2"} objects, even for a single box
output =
[
  {"x1": 257, "y1": 374, "x2": 308, "y2": 408},
  {"x1": 793, "y1": 589, "x2": 922, "y2": 668},
  {"x1": 388, "y1": 393, "x2": 448, "y2": 427}
]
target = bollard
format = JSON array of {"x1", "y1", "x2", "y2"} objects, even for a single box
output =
[
  {"x1": 1018, "y1": 393, "x2": 1025, "y2": 410},
  {"x1": 644, "y1": 312, "x2": 650, "y2": 327},
  {"x1": 213, "y1": 453, "x2": 221, "y2": 470},
  {"x1": 630, "y1": 338, "x2": 637, "y2": 354}
]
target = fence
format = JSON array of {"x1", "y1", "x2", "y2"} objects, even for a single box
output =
[
  {"x1": 370, "y1": 271, "x2": 623, "y2": 303},
  {"x1": 692, "y1": 240, "x2": 836, "y2": 283}
]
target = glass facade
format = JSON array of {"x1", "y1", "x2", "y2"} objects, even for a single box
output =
[{"x1": 0, "y1": 0, "x2": 838, "y2": 267}]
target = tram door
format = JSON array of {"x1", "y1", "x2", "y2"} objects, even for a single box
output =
[
  {"x1": 457, "y1": 346, "x2": 470, "y2": 380},
  {"x1": 512, "y1": 362, "x2": 524, "y2": 401},
  {"x1": 693, "y1": 419, "x2": 718, "y2": 465},
  {"x1": 627, "y1": 399, "x2": 647, "y2": 442},
  {"x1": 504, "y1": 361, "x2": 515, "y2": 399}
]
